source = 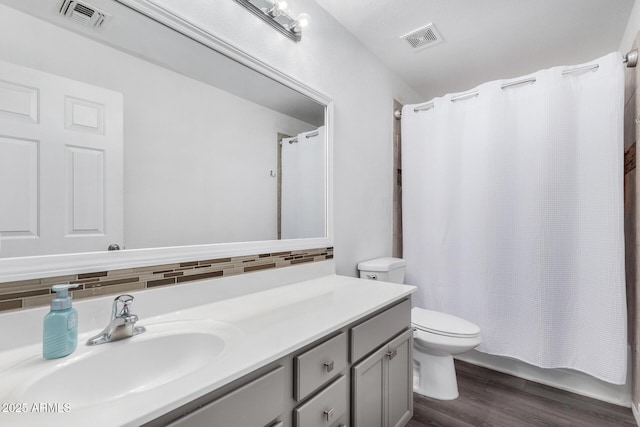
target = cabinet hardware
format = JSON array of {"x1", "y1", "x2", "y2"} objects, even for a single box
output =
[
  {"x1": 324, "y1": 361, "x2": 334, "y2": 372},
  {"x1": 324, "y1": 407, "x2": 335, "y2": 421},
  {"x1": 386, "y1": 349, "x2": 398, "y2": 360},
  {"x1": 268, "y1": 421, "x2": 284, "y2": 427}
]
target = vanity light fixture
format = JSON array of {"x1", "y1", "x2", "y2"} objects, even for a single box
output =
[{"x1": 233, "y1": 0, "x2": 310, "y2": 42}]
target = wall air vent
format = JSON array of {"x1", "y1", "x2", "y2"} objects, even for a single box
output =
[
  {"x1": 58, "y1": 0, "x2": 109, "y2": 29},
  {"x1": 400, "y1": 23, "x2": 443, "y2": 51}
]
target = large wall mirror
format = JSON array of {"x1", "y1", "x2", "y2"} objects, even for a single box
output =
[{"x1": 0, "y1": 0, "x2": 333, "y2": 281}]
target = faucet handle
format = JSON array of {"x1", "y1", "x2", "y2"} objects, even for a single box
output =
[{"x1": 112, "y1": 294, "x2": 135, "y2": 318}]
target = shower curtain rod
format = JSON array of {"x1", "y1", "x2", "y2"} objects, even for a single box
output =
[
  {"x1": 280, "y1": 130, "x2": 320, "y2": 144},
  {"x1": 393, "y1": 49, "x2": 639, "y2": 120}
]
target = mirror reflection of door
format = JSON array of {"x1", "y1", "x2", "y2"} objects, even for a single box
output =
[
  {"x1": 279, "y1": 127, "x2": 326, "y2": 239},
  {"x1": 0, "y1": 60, "x2": 123, "y2": 257}
]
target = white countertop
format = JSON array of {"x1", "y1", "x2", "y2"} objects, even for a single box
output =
[{"x1": 0, "y1": 273, "x2": 415, "y2": 426}]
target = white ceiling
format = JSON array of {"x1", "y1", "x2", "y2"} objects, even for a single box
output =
[{"x1": 314, "y1": 0, "x2": 636, "y2": 101}]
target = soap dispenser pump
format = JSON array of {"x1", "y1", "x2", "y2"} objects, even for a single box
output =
[{"x1": 43, "y1": 284, "x2": 79, "y2": 359}]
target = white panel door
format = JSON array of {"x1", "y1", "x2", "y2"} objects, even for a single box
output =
[
  {"x1": 0, "y1": 136, "x2": 38, "y2": 239},
  {"x1": 0, "y1": 60, "x2": 123, "y2": 257}
]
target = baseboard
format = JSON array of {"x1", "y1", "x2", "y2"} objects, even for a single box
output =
[
  {"x1": 456, "y1": 349, "x2": 632, "y2": 407},
  {"x1": 632, "y1": 403, "x2": 640, "y2": 426}
]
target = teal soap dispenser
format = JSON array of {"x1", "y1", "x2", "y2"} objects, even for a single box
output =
[{"x1": 43, "y1": 284, "x2": 79, "y2": 359}]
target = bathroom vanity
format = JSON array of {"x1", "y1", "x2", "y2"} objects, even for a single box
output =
[
  {"x1": 155, "y1": 297, "x2": 412, "y2": 427},
  {"x1": 0, "y1": 262, "x2": 415, "y2": 427}
]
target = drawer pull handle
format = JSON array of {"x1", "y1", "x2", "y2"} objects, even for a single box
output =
[
  {"x1": 324, "y1": 407, "x2": 335, "y2": 421},
  {"x1": 386, "y1": 349, "x2": 398, "y2": 360},
  {"x1": 324, "y1": 361, "x2": 334, "y2": 372}
]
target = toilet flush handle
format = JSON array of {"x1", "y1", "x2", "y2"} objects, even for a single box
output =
[{"x1": 365, "y1": 273, "x2": 378, "y2": 280}]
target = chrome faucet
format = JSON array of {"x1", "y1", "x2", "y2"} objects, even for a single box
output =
[{"x1": 86, "y1": 294, "x2": 146, "y2": 346}]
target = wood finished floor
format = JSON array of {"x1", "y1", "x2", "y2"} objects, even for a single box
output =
[{"x1": 407, "y1": 360, "x2": 636, "y2": 427}]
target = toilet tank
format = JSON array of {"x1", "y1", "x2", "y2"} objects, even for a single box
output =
[{"x1": 357, "y1": 257, "x2": 406, "y2": 284}]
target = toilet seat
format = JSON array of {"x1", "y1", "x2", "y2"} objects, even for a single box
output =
[{"x1": 412, "y1": 307, "x2": 480, "y2": 338}]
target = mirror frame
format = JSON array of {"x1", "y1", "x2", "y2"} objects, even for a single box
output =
[{"x1": 0, "y1": 0, "x2": 334, "y2": 282}]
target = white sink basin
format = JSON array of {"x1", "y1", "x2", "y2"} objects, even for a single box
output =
[{"x1": 9, "y1": 320, "x2": 236, "y2": 409}]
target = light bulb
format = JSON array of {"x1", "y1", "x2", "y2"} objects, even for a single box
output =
[
  {"x1": 290, "y1": 12, "x2": 310, "y2": 33},
  {"x1": 276, "y1": 0, "x2": 288, "y2": 11},
  {"x1": 297, "y1": 13, "x2": 310, "y2": 28}
]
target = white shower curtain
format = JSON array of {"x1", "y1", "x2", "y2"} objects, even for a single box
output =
[
  {"x1": 402, "y1": 52, "x2": 627, "y2": 384},
  {"x1": 281, "y1": 126, "x2": 326, "y2": 239}
]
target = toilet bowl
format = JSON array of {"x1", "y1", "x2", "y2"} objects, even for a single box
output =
[
  {"x1": 357, "y1": 257, "x2": 482, "y2": 401},
  {"x1": 411, "y1": 307, "x2": 481, "y2": 400}
]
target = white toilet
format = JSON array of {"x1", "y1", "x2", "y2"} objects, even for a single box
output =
[{"x1": 357, "y1": 257, "x2": 482, "y2": 400}]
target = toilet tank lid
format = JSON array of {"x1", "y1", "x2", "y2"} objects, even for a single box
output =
[{"x1": 357, "y1": 257, "x2": 406, "y2": 272}]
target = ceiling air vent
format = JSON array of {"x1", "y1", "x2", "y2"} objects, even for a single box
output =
[
  {"x1": 400, "y1": 23, "x2": 443, "y2": 51},
  {"x1": 58, "y1": 0, "x2": 109, "y2": 29}
]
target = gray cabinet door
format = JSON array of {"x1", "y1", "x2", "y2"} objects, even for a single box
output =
[
  {"x1": 352, "y1": 328, "x2": 413, "y2": 427},
  {"x1": 352, "y1": 344, "x2": 387, "y2": 427},
  {"x1": 387, "y1": 329, "x2": 413, "y2": 427}
]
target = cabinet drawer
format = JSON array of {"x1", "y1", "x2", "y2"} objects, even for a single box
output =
[
  {"x1": 294, "y1": 375, "x2": 348, "y2": 427},
  {"x1": 169, "y1": 366, "x2": 285, "y2": 427},
  {"x1": 350, "y1": 299, "x2": 411, "y2": 363},
  {"x1": 295, "y1": 332, "x2": 347, "y2": 401}
]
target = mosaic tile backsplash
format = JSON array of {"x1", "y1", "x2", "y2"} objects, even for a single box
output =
[{"x1": 0, "y1": 247, "x2": 333, "y2": 313}]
